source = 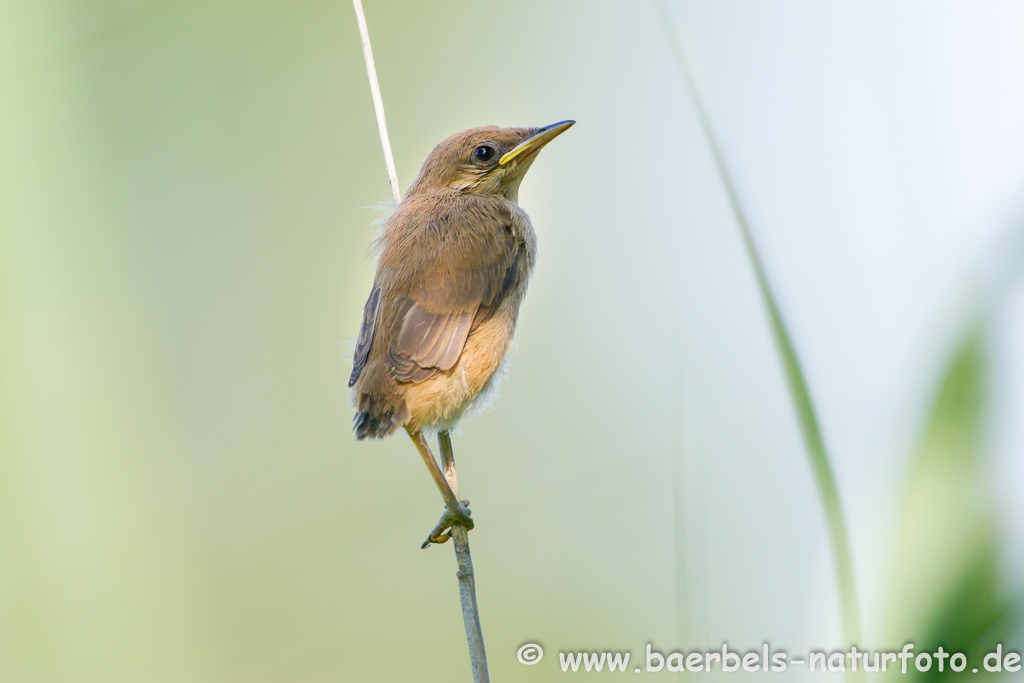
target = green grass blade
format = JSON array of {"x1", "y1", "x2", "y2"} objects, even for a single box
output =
[
  {"x1": 655, "y1": 1, "x2": 863, "y2": 656},
  {"x1": 886, "y1": 325, "x2": 1023, "y2": 683}
]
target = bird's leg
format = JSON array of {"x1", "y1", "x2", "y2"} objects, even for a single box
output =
[{"x1": 405, "y1": 427, "x2": 473, "y2": 547}]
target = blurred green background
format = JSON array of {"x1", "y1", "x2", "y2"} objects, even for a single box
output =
[{"x1": 1, "y1": 1, "x2": 1022, "y2": 681}]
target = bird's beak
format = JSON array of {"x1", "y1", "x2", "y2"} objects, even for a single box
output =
[{"x1": 499, "y1": 120, "x2": 575, "y2": 166}]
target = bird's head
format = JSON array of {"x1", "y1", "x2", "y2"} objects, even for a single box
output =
[{"x1": 405, "y1": 121, "x2": 574, "y2": 201}]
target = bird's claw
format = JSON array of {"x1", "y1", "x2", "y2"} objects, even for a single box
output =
[{"x1": 421, "y1": 500, "x2": 473, "y2": 548}]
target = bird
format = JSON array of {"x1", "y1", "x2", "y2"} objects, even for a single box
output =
[{"x1": 349, "y1": 120, "x2": 574, "y2": 544}]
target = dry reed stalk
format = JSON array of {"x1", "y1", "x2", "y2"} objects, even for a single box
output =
[{"x1": 350, "y1": 2, "x2": 489, "y2": 680}]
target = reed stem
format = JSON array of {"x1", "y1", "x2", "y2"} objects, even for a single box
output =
[
  {"x1": 351, "y1": 0, "x2": 400, "y2": 205},
  {"x1": 350, "y1": 4, "x2": 489, "y2": 680},
  {"x1": 440, "y1": 430, "x2": 490, "y2": 683}
]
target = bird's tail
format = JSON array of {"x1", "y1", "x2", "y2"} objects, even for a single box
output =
[
  {"x1": 351, "y1": 366, "x2": 410, "y2": 440},
  {"x1": 353, "y1": 403, "x2": 408, "y2": 439}
]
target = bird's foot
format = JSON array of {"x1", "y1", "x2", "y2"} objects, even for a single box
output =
[{"x1": 421, "y1": 500, "x2": 473, "y2": 548}]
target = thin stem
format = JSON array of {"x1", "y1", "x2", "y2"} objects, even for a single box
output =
[
  {"x1": 439, "y1": 430, "x2": 459, "y2": 497},
  {"x1": 655, "y1": 0, "x2": 863, "y2": 661},
  {"x1": 439, "y1": 430, "x2": 489, "y2": 683},
  {"x1": 351, "y1": 6, "x2": 488, "y2": 679},
  {"x1": 351, "y1": 0, "x2": 401, "y2": 205}
]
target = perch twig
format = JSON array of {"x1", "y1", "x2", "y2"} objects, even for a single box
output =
[
  {"x1": 440, "y1": 430, "x2": 489, "y2": 682},
  {"x1": 352, "y1": 0, "x2": 400, "y2": 205},
  {"x1": 351, "y1": 3, "x2": 489, "y2": 680}
]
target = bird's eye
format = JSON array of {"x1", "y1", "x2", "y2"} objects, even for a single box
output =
[{"x1": 473, "y1": 145, "x2": 495, "y2": 163}]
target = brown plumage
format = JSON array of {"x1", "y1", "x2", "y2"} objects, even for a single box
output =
[{"x1": 350, "y1": 121, "x2": 573, "y2": 440}]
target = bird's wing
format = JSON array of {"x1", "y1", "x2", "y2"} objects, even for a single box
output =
[
  {"x1": 348, "y1": 285, "x2": 381, "y2": 387},
  {"x1": 386, "y1": 204, "x2": 519, "y2": 383}
]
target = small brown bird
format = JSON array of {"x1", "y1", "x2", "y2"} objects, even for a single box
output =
[{"x1": 350, "y1": 121, "x2": 573, "y2": 543}]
